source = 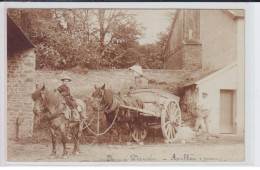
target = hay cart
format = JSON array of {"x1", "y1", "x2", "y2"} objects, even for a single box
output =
[{"x1": 120, "y1": 88, "x2": 182, "y2": 143}]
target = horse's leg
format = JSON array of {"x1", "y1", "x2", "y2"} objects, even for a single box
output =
[
  {"x1": 60, "y1": 125, "x2": 68, "y2": 158},
  {"x1": 118, "y1": 126, "x2": 122, "y2": 144},
  {"x1": 72, "y1": 124, "x2": 80, "y2": 155},
  {"x1": 50, "y1": 128, "x2": 57, "y2": 158},
  {"x1": 78, "y1": 120, "x2": 83, "y2": 139},
  {"x1": 127, "y1": 123, "x2": 133, "y2": 146},
  {"x1": 110, "y1": 129, "x2": 116, "y2": 145}
]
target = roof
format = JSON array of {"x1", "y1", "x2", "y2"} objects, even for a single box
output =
[
  {"x1": 222, "y1": 10, "x2": 245, "y2": 20},
  {"x1": 7, "y1": 15, "x2": 35, "y2": 53},
  {"x1": 183, "y1": 62, "x2": 237, "y2": 87}
]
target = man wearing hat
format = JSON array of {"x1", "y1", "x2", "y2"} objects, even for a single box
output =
[
  {"x1": 129, "y1": 64, "x2": 148, "y2": 88},
  {"x1": 57, "y1": 76, "x2": 82, "y2": 120},
  {"x1": 194, "y1": 91, "x2": 211, "y2": 135}
]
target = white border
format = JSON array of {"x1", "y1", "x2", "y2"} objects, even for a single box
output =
[
  {"x1": 254, "y1": 3, "x2": 260, "y2": 167},
  {"x1": 0, "y1": 1, "x2": 5, "y2": 168},
  {"x1": 0, "y1": 1, "x2": 255, "y2": 166}
]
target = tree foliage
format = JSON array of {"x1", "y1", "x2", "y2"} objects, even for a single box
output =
[{"x1": 8, "y1": 9, "x2": 172, "y2": 70}]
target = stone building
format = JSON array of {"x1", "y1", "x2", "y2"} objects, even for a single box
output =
[
  {"x1": 7, "y1": 15, "x2": 36, "y2": 139},
  {"x1": 167, "y1": 10, "x2": 245, "y2": 136},
  {"x1": 164, "y1": 9, "x2": 244, "y2": 71}
]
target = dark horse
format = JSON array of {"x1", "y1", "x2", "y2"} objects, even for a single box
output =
[
  {"x1": 91, "y1": 84, "x2": 145, "y2": 144},
  {"x1": 32, "y1": 84, "x2": 87, "y2": 158}
]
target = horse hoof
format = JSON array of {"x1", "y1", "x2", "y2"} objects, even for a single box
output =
[
  {"x1": 138, "y1": 142, "x2": 144, "y2": 146},
  {"x1": 164, "y1": 140, "x2": 170, "y2": 144},
  {"x1": 126, "y1": 142, "x2": 132, "y2": 146}
]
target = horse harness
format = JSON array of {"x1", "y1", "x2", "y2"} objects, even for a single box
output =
[
  {"x1": 39, "y1": 90, "x2": 69, "y2": 120},
  {"x1": 95, "y1": 89, "x2": 140, "y2": 119}
]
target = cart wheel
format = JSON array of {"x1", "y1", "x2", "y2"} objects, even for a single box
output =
[
  {"x1": 161, "y1": 100, "x2": 182, "y2": 143},
  {"x1": 131, "y1": 125, "x2": 147, "y2": 142}
]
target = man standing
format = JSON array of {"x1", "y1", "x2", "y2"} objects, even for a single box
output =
[
  {"x1": 57, "y1": 76, "x2": 82, "y2": 120},
  {"x1": 194, "y1": 92, "x2": 211, "y2": 134}
]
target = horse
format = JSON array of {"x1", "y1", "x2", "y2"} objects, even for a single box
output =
[
  {"x1": 32, "y1": 84, "x2": 87, "y2": 158},
  {"x1": 91, "y1": 84, "x2": 145, "y2": 144}
]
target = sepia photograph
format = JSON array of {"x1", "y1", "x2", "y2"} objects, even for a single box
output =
[{"x1": 6, "y1": 7, "x2": 245, "y2": 163}]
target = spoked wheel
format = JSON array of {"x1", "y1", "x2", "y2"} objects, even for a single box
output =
[
  {"x1": 131, "y1": 125, "x2": 147, "y2": 142},
  {"x1": 161, "y1": 99, "x2": 182, "y2": 143}
]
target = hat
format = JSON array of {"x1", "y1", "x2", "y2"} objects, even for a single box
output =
[
  {"x1": 129, "y1": 65, "x2": 143, "y2": 77},
  {"x1": 61, "y1": 76, "x2": 71, "y2": 82}
]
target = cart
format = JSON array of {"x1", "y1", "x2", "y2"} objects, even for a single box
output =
[{"x1": 120, "y1": 88, "x2": 182, "y2": 143}]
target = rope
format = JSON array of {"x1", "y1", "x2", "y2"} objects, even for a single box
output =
[
  {"x1": 82, "y1": 115, "x2": 95, "y2": 130},
  {"x1": 81, "y1": 131, "x2": 99, "y2": 145},
  {"x1": 82, "y1": 110, "x2": 118, "y2": 136}
]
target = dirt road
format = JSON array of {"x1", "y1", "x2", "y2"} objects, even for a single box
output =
[{"x1": 7, "y1": 136, "x2": 244, "y2": 163}]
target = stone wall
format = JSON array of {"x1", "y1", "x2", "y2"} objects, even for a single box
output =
[
  {"x1": 164, "y1": 10, "x2": 184, "y2": 69},
  {"x1": 7, "y1": 48, "x2": 35, "y2": 139},
  {"x1": 32, "y1": 69, "x2": 185, "y2": 100},
  {"x1": 164, "y1": 47, "x2": 183, "y2": 70},
  {"x1": 164, "y1": 10, "x2": 202, "y2": 70},
  {"x1": 183, "y1": 10, "x2": 200, "y2": 41},
  {"x1": 183, "y1": 43, "x2": 202, "y2": 70},
  {"x1": 180, "y1": 85, "x2": 199, "y2": 117},
  {"x1": 8, "y1": 57, "x2": 191, "y2": 139}
]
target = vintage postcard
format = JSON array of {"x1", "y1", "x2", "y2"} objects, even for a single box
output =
[{"x1": 4, "y1": 5, "x2": 246, "y2": 164}]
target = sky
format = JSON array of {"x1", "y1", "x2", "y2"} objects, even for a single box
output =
[{"x1": 129, "y1": 10, "x2": 173, "y2": 45}]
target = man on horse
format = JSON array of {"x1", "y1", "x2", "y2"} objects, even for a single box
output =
[{"x1": 57, "y1": 76, "x2": 85, "y2": 120}]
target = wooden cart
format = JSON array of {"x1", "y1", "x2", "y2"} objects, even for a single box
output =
[{"x1": 120, "y1": 88, "x2": 182, "y2": 143}]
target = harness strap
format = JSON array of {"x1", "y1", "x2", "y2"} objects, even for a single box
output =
[
  {"x1": 46, "y1": 112, "x2": 63, "y2": 120},
  {"x1": 104, "y1": 93, "x2": 119, "y2": 114}
]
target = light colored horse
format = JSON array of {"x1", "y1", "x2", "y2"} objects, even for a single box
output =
[{"x1": 32, "y1": 84, "x2": 87, "y2": 158}]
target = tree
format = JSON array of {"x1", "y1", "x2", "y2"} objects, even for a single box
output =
[
  {"x1": 136, "y1": 11, "x2": 174, "y2": 69},
  {"x1": 8, "y1": 9, "x2": 144, "y2": 69}
]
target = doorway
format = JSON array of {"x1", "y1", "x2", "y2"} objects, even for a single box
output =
[{"x1": 220, "y1": 90, "x2": 234, "y2": 134}]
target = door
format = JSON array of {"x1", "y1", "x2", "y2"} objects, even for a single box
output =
[{"x1": 220, "y1": 90, "x2": 234, "y2": 134}]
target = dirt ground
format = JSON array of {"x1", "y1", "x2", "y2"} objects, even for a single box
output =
[{"x1": 7, "y1": 135, "x2": 244, "y2": 163}]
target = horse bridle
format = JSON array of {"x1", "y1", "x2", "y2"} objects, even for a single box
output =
[
  {"x1": 36, "y1": 90, "x2": 60, "y2": 118},
  {"x1": 93, "y1": 89, "x2": 110, "y2": 111},
  {"x1": 34, "y1": 91, "x2": 49, "y2": 116}
]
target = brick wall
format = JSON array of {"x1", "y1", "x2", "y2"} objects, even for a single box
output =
[{"x1": 7, "y1": 48, "x2": 35, "y2": 139}]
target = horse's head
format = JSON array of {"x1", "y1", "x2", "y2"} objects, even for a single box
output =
[
  {"x1": 91, "y1": 84, "x2": 106, "y2": 110},
  {"x1": 32, "y1": 84, "x2": 47, "y2": 116}
]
